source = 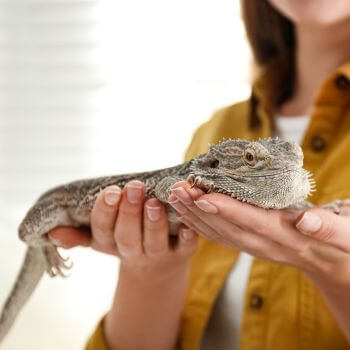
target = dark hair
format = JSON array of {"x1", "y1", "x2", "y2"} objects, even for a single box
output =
[{"x1": 241, "y1": 0, "x2": 296, "y2": 128}]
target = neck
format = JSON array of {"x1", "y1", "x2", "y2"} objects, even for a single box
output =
[{"x1": 279, "y1": 20, "x2": 350, "y2": 116}]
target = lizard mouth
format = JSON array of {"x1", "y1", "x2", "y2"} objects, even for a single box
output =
[
  {"x1": 230, "y1": 168, "x2": 299, "y2": 178},
  {"x1": 211, "y1": 168, "x2": 315, "y2": 208}
]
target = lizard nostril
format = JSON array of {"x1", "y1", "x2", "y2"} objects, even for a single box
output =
[{"x1": 210, "y1": 159, "x2": 219, "y2": 168}]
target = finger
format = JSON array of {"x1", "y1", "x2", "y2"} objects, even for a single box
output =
[
  {"x1": 171, "y1": 181, "x2": 205, "y2": 204},
  {"x1": 178, "y1": 189, "x2": 310, "y2": 250},
  {"x1": 168, "y1": 194, "x2": 187, "y2": 215},
  {"x1": 296, "y1": 209, "x2": 350, "y2": 252},
  {"x1": 168, "y1": 181, "x2": 206, "y2": 219},
  {"x1": 170, "y1": 185, "x2": 248, "y2": 245},
  {"x1": 175, "y1": 226, "x2": 198, "y2": 257},
  {"x1": 49, "y1": 226, "x2": 91, "y2": 248},
  {"x1": 170, "y1": 184, "x2": 222, "y2": 236},
  {"x1": 178, "y1": 208, "x2": 304, "y2": 268},
  {"x1": 90, "y1": 185, "x2": 121, "y2": 250},
  {"x1": 114, "y1": 180, "x2": 145, "y2": 257},
  {"x1": 340, "y1": 207, "x2": 350, "y2": 216},
  {"x1": 176, "y1": 213, "x2": 233, "y2": 247},
  {"x1": 143, "y1": 198, "x2": 169, "y2": 257}
]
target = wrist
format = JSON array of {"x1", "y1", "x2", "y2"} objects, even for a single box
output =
[
  {"x1": 105, "y1": 260, "x2": 190, "y2": 350},
  {"x1": 304, "y1": 267, "x2": 350, "y2": 293},
  {"x1": 119, "y1": 259, "x2": 190, "y2": 286}
]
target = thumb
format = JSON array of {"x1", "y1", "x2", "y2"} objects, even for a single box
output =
[{"x1": 295, "y1": 209, "x2": 350, "y2": 252}]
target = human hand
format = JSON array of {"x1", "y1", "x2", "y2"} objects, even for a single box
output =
[
  {"x1": 49, "y1": 181, "x2": 198, "y2": 273},
  {"x1": 168, "y1": 182, "x2": 350, "y2": 287}
]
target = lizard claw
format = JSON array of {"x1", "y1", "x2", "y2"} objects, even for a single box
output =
[
  {"x1": 187, "y1": 174, "x2": 214, "y2": 193},
  {"x1": 187, "y1": 174, "x2": 196, "y2": 188},
  {"x1": 44, "y1": 245, "x2": 73, "y2": 277}
]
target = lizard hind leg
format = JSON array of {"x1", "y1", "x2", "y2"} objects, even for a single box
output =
[{"x1": 42, "y1": 243, "x2": 73, "y2": 277}]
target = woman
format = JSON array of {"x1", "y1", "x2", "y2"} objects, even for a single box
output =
[{"x1": 50, "y1": 1, "x2": 350, "y2": 349}]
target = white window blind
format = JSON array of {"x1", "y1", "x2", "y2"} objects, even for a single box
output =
[
  {"x1": 0, "y1": 2, "x2": 114, "y2": 350},
  {"x1": 0, "y1": 0, "x2": 104, "y2": 211}
]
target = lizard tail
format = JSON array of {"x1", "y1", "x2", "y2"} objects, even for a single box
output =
[{"x1": 0, "y1": 247, "x2": 45, "y2": 344}]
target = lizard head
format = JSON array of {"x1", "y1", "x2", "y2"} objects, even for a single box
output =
[{"x1": 190, "y1": 137, "x2": 315, "y2": 209}]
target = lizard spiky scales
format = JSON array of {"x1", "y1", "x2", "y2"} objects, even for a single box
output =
[{"x1": 0, "y1": 137, "x2": 344, "y2": 343}]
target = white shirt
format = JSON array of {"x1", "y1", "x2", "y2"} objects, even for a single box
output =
[{"x1": 200, "y1": 115, "x2": 310, "y2": 350}]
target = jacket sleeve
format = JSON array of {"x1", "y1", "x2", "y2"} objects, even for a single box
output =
[
  {"x1": 84, "y1": 316, "x2": 180, "y2": 350},
  {"x1": 85, "y1": 318, "x2": 108, "y2": 350}
]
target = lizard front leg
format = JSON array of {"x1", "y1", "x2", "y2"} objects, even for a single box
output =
[
  {"x1": 186, "y1": 174, "x2": 214, "y2": 193},
  {"x1": 154, "y1": 176, "x2": 184, "y2": 203},
  {"x1": 154, "y1": 176, "x2": 186, "y2": 236}
]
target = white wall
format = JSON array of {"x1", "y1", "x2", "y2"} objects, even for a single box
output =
[{"x1": 0, "y1": 0, "x2": 250, "y2": 349}]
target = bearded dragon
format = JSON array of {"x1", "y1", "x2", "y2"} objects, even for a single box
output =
[{"x1": 0, "y1": 137, "x2": 347, "y2": 343}]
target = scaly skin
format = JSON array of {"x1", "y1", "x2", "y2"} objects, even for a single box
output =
[{"x1": 1, "y1": 137, "x2": 347, "y2": 344}]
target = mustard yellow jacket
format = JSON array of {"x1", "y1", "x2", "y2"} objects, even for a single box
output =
[{"x1": 86, "y1": 63, "x2": 350, "y2": 350}]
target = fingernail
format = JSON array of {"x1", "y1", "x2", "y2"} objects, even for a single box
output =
[
  {"x1": 172, "y1": 187, "x2": 193, "y2": 205},
  {"x1": 105, "y1": 188, "x2": 121, "y2": 206},
  {"x1": 126, "y1": 182, "x2": 143, "y2": 204},
  {"x1": 169, "y1": 198, "x2": 187, "y2": 215},
  {"x1": 296, "y1": 212, "x2": 322, "y2": 233},
  {"x1": 194, "y1": 199, "x2": 218, "y2": 214},
  {"x1": 146, "y1": 205, "x2": 161, "y2": 222},
  {"x1": 181, "y1": 228, "x2": 195, "y2": 240}
]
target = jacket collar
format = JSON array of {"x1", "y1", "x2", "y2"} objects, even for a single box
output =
[{"x1": 248, "y1": 60, "x2": 350, "y2": 136}]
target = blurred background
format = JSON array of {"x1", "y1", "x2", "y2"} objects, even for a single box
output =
[{"x1": 0, "y1": 0, "x2": 250, "y2": 348}]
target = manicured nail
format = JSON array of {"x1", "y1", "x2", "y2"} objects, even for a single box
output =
[
  {"x1": 296, "y1": 212, "x2": 322, "y2": 233},
  {"x1": 172, "y1": 187, "x2": 193, "y2": 205},
  {"x1": 105, "y1": 188, "x2": 121, "y2": 206},
  {"x1": 126, "y1": 181, "x2": 143, "y2": 204},
  {"x1": 146, "y1": 205, "x2": 161, "y2": 222},
  {"x1": 181, "y1": 228, "x2": 195, "y2": 241},
  {"x1": 169, "y1": 198, "x2": 187, "y2": 215},
  {"x1": 194, "y1": 199, "x2": 218, "y2": 214}
]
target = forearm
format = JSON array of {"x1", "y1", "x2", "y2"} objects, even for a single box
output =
[
  {"x1": 307, "y1": 273, "x2": 350, "y2": 344},
  {"x1": 104, "y1": 263, "x2": 189, "y2": 350}
]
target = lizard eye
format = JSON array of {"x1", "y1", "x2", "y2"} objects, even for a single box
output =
[
  {"x1": 209, "y1": 159, "x2": 219, "y2": 168},
  {"x1": 243, "y1": 150, "x2": 256, "y2": 165}
]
